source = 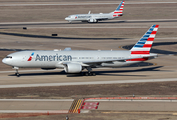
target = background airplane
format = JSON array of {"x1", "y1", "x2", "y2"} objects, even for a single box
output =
[
  {"x1": 2, "y1": 25, "x2": 159, "y2": 77},
  {"x1": 65, "y1": 1, "x2": 125, "y2": 23}
]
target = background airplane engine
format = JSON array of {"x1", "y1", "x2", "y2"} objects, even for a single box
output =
[
  {"x1": 64, "y1": 63, "x2": 82, "y2": 73},
  {"x1": 88, "y1": 18, "x2": 98, "y2": 23}
]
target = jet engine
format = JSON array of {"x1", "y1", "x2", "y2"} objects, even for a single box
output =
[
  {"x1": 88, "y1": 18, "x2": 98, "y2": 23},
  {"x1": 64, "y1": 63, "x2": 82, "y2": 73}
]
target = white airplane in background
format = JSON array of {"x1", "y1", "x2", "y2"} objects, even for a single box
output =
[
  {"x1": 65, "y1": 1, "x2": 125, "y2": 23},
  {"x1": 2, "y1": 25, "x2": 159, "y2": 77}
]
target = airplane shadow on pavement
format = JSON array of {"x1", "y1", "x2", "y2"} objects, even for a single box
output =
[
  {"x1": 95, "y1": 66, "x2": 164, "y2": 76},
  {"x1": 8, "y1": 66, "x2": 164, "y2": 77},
  {"x1": 0, "y1": 32, "x2": 125, "y2": 41}
]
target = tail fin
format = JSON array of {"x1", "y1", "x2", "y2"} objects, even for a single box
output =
[
  {"x1": 113, "y1": 1, "x2": 125, "y2": 17},
  {"x1": 130, "y1": 25, "x2": 159, "y2": 55}
]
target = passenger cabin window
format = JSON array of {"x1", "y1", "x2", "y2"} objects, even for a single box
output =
[{"x1": 72, "y1": 57, "x2": 78, "y2": 59}]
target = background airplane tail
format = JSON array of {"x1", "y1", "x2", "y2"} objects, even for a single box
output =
[
  {"x1": 113, "y1": 1, "x2": 125, "y2": 17},
  {"x1": 130, "y1": 25, "x2": 159, "y2": 55}
]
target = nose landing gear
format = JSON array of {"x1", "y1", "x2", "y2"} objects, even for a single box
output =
[{"x1": 13, "y1": 67, "x2": 20, "y2": 77}]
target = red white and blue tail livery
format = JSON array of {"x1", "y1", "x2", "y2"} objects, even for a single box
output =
[
  {"x1": 113, "y1": 1, "x2": 125, "y2": 17},
  {"x1": 131, "y1": 25, "x2": 159, "y2": 55}
]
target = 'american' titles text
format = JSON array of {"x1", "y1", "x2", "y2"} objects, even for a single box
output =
[{"x1": 35, "y1": 54, "x2": 72, "y2": 61}]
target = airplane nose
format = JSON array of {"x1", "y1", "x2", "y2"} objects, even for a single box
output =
[
  {"x1": 65, "y1": 17, "x2": 69, "y2": 20},
  {"x1": 2, "y1": 58, "x2": 6, "y2": 64},
  {"x1": 2, "y1": 58, "x2": 12, "y2": 65}
]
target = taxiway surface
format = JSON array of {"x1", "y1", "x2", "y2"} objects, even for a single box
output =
[
  {"x1": 0, "y1": 0, "x2": 176, "y2": 90},
  {"x1": 1, "y1": 99, "x2": 177, "y2": 113},
  {"x1": 0, "y1": 1, "x2": 177, "y2": 118}
]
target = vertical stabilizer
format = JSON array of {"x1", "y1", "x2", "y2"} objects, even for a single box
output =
[
  {"x1": 113, "y1": 1, "x2": 125, "y2": 17},
  {"x1": 130, "y1": 25, "x2": 159, "y2": 55}
]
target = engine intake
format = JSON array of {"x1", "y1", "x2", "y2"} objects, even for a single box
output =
[
  {"x1": 64, "y1": 63, "x2": 82, "y2": 73},
  {"x1": 88, "y1": 18, "x2": 98, "y2": 23}
]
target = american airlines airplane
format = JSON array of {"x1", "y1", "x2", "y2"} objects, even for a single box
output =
[
  {"x1": 2, "y1": 25, "x2": 159, "y2": 77},
  {"x1": 65, "y1": 1, "x2": 125, "y2": 23}
]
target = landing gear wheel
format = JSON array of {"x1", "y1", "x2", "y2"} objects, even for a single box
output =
[
  {"x1": 89, "y1": 72, "x2": 94, "y2": 76},
  {"x1": 83, "y1": 72, "x2": 96, "y2": 76},
  {"x1": 16, "y1": 73, "x2": 20, "y2": 77},
  {"x1": 85, "y1": 72, "x2": 89, "y2": 76},
  {"x1": 15, "y1": 69, "x2": 20, "y2": 77},
  {"x1": 92, "y1": 72, "x2": 96, "y2": 76},
  {"x1": 89, "y1": 72, "x2": 96, "y2": 76}
]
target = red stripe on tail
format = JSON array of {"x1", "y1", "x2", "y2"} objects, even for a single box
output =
[
  {"x1": 147, "y1": 38, "x2": 154, "y2": 41},
  {"x1": 155, "y1": 25, "x2": 159, "y2": 28},
  {"x1": 151, "y1": 31, "x2": 157, "y2": 34},
  {"x1": 114, "y1": 12, "x2": 122, "y2": 14},
  {"x1": 143, "y1": 44, "x2": 152, "y2": 48},
  {"x1": 131, "y1": 51, "x2": 150, "y2": 54}
]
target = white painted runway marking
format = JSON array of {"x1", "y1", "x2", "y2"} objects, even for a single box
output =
[
  {"x1": 0, "y1": 110, "x2": 69, "y2": 113},
  {"x1": 0, "y1": 78, "x2": 176, "y2": 88},
  {"x1": 0, "y1": 99, "x2": 74, "y2": 102}
]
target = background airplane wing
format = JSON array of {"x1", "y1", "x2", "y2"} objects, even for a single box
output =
[{"x1": 95, "y1": 18, "x2": 109, "y2": 21}]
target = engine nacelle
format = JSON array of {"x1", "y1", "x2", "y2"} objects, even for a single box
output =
[
  {"x1": 64, "y1": 63, "x2": 82, "y2": 73},
  {"x1": 88, "y1": 18, "x2": 98, "y2": 23}
]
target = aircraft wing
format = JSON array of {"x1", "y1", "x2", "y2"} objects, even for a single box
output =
[
  {"x1": 82, "y1": 55, "x2": 155, "y2": 66},
  {"x1": 95, "y1": 18, "x2": 109, "y2": 21},
  {"x1": 60, "y1": 54, "x2": 157, "y2": 67},
  {"x1": 86, "y1": 17, "x2": 109, "y2": 23}
]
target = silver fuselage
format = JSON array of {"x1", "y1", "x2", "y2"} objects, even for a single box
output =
[
  {"x1": 2, "y1": 50, "x2": 141, "y2": 69},
  {"x1": 65, "y1": 13, "x2": 115, "y2": 22}
]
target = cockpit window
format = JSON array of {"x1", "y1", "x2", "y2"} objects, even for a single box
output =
[{"x1": 6, "y1": 56, "x2": 12, "y2": 59}]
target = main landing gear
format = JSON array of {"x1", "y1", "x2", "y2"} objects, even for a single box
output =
[
  {"x1": 13, "y1": 67, "x2": 20, "y2": 77},
  {"x1": 82, "y1": 72, "x2": 96, "y2": 76},
  {"x1": 83, "y1": 67, "x2": 96, "y2": 76},
  {"x1": 66, "y1": 67, "x2": 96, "y2": 77}
]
